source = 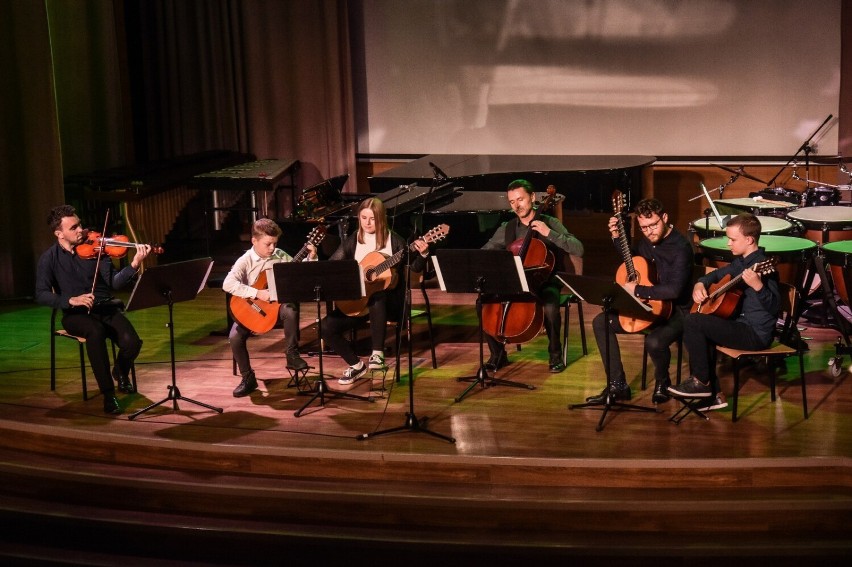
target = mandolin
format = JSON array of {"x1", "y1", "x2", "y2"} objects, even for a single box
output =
[
  {"x1": 335, "y1": 224, "x2": 450, "y2": 317},
  {"x1": 612, "y1": 190, "x2": 672, "y2": 333},
  {"x1": 691, "y1": 259, "x2": 777, "y2": 318},
  {"x1": 229, "y1": 225, "x2": 327, "y2": 335}
]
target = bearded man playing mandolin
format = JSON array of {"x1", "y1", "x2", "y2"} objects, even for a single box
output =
[
  {"x1": 481, "y1": 179, "x2": 584, "y2": 373},
  {"x1": 224, "y1": 218, "x2": 318, "y2": 397},
  {"x1": 670, "y1": 213, "x2": 780, "y2": 400},
  {"x1": 589, "y1": 198, "x2": 693, "y2": 405}
]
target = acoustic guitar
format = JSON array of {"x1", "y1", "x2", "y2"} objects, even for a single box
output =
[
  {"x1": 691, "y1": 259, "x2": 777, "y2": 318},
  {"x1": 612, "y1": 190, "x2": 672, "y2": 333},
  {"x1": 229, "y1": 225, "x2": 327, "y2": 335},
  {"x1": 335, "y1": 224, "x2": 450, "y2": 317}
]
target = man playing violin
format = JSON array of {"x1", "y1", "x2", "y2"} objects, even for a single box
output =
[
  {"x1": 669, "y1": 213, "x2": 780, "y2": 400},
  {"x1": 482, "y1": 179, "x2": 584, "y2": 373},
  {"x1": 35, "y1": 205, "x2": 152, "y2": 414},
  {"x1": 589, "y1": 198, "x2": 693, "y2": 405}
]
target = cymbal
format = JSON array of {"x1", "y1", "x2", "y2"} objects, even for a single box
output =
[{"x1": 711, "y1": 163, "x2": 769, "y2": 185}]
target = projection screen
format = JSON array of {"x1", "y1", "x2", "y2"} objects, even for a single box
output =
[{"x1": 353, "y1": 0, "x2": 840, "y2": 157}]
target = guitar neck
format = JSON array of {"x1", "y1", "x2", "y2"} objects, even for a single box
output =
[
  {"x1": 291, "y1": 244, "x2": 311, "y2": 263},
  {"x1": 614, "y1": 216, "x2": 637, "y2": 280}
]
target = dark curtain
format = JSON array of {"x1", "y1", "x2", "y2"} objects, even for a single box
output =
[{"x1": 0, "y1": 0, "x2": 356, "y2": 299}]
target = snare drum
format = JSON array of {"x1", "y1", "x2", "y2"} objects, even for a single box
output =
[
  {"x1": 690, "y1": 215, "x2": 792, "y2": 242},
  {"x1": 823, "y1": 240, "x2": 852, "y2": 305},
  {"x1": 786, "y1": 206, "x2": 852, "y2": 244},
  {"x1": 803, "y1": 186, "x2": 840, "y2": 207},
  {"x1": 698, "y1": 235, "x2": 817, "y2": 288}
]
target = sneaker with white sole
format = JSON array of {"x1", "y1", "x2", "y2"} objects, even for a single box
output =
[
  {"x1": 368, "y1": 353, "x2": 386, "y2": 370},
  {"x1": 339, "y1": 363, "x2": 367, "y2": 385},
  {"x1": 668, "y1": 376, "x2": 712, "y2": 398},
  {"x1": 697, "y1": 392, "x2": 728, "y2": 411}
]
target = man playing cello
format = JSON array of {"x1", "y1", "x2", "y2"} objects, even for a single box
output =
[{"x1": 481, "y1": 179, "x2": 584, "y2": 373}]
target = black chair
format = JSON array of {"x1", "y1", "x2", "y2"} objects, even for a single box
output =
[{"x1": 50, "y1": 308, "x2": 136, "y2": 400}]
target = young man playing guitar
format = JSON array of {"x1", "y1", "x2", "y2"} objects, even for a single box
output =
[
  {"x1": 669, "y1": 213, "x2": 780, "y2": 400},
  {"x1": 589, "y1": 198, "x2": 693, "y2": 405},
  {"x1": 223, "y1": 218, "x2": 318, "y2": 397},
  {"x1": 322, "y1": 197, "x2": 431, "y2": 386}
]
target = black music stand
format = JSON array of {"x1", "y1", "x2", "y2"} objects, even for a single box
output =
[
  {"x1": 558, "y1": 274, "x2": 659, "y2": 432},
  {"x1": 127, "y1": 258, "x2": 223, "y2": 420},
  {"x1": 433, "y1": 249, "x2": 535, "y2": 402},
  {"x1": 272, "y1": 259, "x2": 373, "y2": 417}
]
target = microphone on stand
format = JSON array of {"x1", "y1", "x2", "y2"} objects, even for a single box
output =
[{"x1": 429, "y1": 162, "x2": 450, "y2": 180}]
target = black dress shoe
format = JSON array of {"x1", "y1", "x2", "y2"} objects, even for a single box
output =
[
  {"x1": 103, "y1": 395, "x2": 122, "y2": 415},
  {"x1": 585, "y1": 384, "x2": 632, "y2": 404},
  {"x1": 233, "y1": 371, "x2": 258, "y2": 397},
  {"x1": 549, "y1": 356, "x2": 566, "y2": 373},
  {"x1": 112, "y1": 366, "x2": 135, "y2": 394},
  {"x1": 485, "y1": 350, "x2": 508, "y2": 371},
  {"x1": 652, "y1": 381, "x2": 671, "y2": 404}
]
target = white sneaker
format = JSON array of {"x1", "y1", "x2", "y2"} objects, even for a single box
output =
[
  {"x1": 368, "y1": 353, "x2": 386, "y2": 370},
  {"x1": 339, "y1": 363, "x2": 367, "y2": 385}
]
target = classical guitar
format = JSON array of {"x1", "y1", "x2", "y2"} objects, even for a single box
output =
[
  {"x1": 229, "y1": 225, "x2": 327, "y2": 335},
  {"x1": 612, "y1": 190, "x2": 672, "y2": 333},
  {"x1": 335, "y1": 224, "x2": 450, "y2": 317},
  {"x1": 691, "y1": 259, "x2": 777, "y2": 318}
]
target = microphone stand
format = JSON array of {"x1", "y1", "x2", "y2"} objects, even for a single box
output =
[
  {"x1": 357, "y1": 179, "x2": 455, "y2": 443},
  {"x1": 767, "y1": 113, "x2": 833, "y2": 188}
]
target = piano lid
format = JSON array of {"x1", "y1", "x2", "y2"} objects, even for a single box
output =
[{"x1": 368, "y1": 154, "x2": 655, "y2": 212}]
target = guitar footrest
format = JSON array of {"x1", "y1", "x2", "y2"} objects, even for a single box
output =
[{"x1": 286, "y1": 366, "x2": 316, "y2": 393}]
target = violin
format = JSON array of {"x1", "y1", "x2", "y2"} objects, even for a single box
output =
[{"x1": 77, "y1": 230, "x2": 164, "y2": 259}]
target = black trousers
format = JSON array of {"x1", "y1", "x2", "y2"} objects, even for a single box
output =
[
  {"x1": 321, "y1": 291, "x2": 397, "y2": 367},
  {"x1": 592, "y1": 306, "x2": 685, "y2": 387},
  {"x1": 229, "y1": 303, "x2": 300, "y2": 375},
  {"x1": 683, "y1": 312, "x2": 767, "y2": 386},
  {"x1": 62, "y1": 306, "x2": 142, "y2": 395}
]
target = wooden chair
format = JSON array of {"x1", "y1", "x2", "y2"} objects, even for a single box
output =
[
  {"x1": 50, "y1": 308, "x2": 136, "y2": 400},
  {"x1": 716, "y1": 282, "x2": 808, "y2": 422}
]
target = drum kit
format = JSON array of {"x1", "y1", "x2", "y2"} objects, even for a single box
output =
[{"x1": 689, "y1": 116, "x2": 852, "y2": 375}]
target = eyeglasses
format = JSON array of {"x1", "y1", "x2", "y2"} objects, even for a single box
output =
[{"x1": 638, "y1": 218, "x2": 663, "y2": 233}]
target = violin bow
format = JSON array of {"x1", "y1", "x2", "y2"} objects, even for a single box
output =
[
  {"x1": 88, "y1": 209, "x2": 110, "y2": 313},
  {"x1": 122, "y1": 202, "x2": 144, "y2": 274}
]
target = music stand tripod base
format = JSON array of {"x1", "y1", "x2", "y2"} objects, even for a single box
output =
[
  {"x1": 559, "y1": 274, "x2": 659, "y2": 431},
  {"x1": 271, "y1": 260, "x2": 374, "y2": 417},
  {"x1": 433, "y1": 249, "x2": 536, "y2": 403},
  {"x1": 124, "y1": 258, "x2": 223, "y2": 420}
]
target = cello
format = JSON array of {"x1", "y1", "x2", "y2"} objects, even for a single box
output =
[
  {"x1": 611, "y1": 190, "x2": 672, "y2": 332},
  {"x1": 482, "y1": 185, "x2": 558, "y2": 344}
]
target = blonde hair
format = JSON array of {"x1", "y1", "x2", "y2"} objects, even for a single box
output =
[
  {"x1": 356, "y1": 197, "x2": 389, "y2": 250},
  {"x1": 252, "y1": 218, "x2": 282, "y2": 239}
]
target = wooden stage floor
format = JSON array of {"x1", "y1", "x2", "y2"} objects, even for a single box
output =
[{"x1": 1, "y1": 285, "x2": 851, "y2": 564}]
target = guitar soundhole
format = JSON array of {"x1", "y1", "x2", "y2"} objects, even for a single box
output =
[{"x1": 365, "y1": 268, "x2": 375, "y2": 282}]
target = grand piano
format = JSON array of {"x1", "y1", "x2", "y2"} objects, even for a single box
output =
[
  {"x1": 289, "y1": 155, "x2": 654, "y2": 276},
  {"x1": 368, "y1": 154, "x2": 655, "y2": 213}
]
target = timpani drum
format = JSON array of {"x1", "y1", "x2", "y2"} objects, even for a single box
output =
[
  {"x1": 697, "y1": 235, "x2": 817, "y2": 289},
  {"x1": 715, "y1": 197, "x2": 799, "y2": 219},
  {"x1": 822, "y1": 240, "x2": 852, "y2": 306},
  {"x1": 786, "y1": 206, "x2": 852, "y2": 245},
  {"x1": 690, "y1": 215, "x2": 792, "y2": 242}
]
